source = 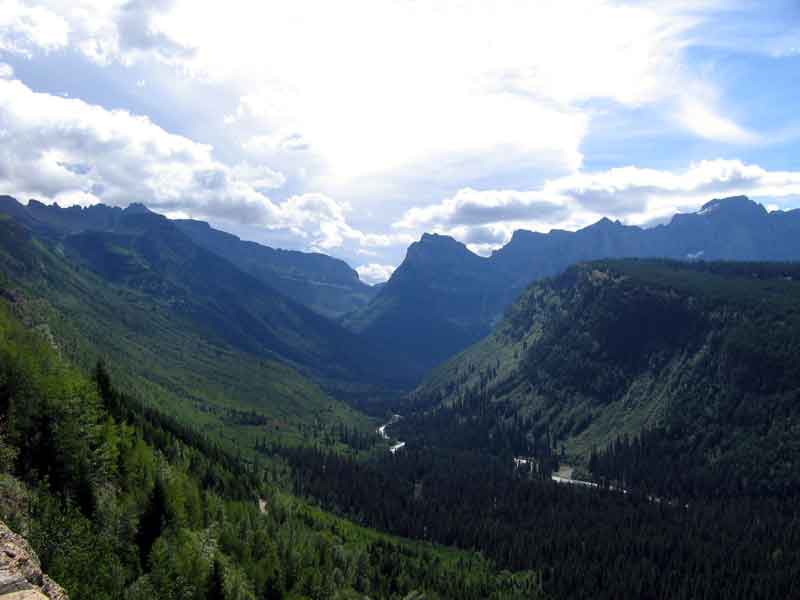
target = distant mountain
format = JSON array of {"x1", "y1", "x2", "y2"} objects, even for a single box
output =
[
  {"x1": 174, "y1": 219, "x2": 377, "y2": 319},
  {"x1": 0, "y1": 196, "x2": 377, "y2": 318},
  {"x1": 0, "y1": 196, "x2": 412, "y2": 392},
  {"x1": 401, "y1": 259, "x2": 800, "y2": 495},
  {"x1": 347, "y1": 196, "x2": 800, "y2": 373},
  {"x1": 343, "y1": 233, "x2": 500, "y2": 368}
]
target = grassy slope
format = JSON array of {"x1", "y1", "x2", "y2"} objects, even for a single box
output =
[{"x1": 0, "y1": 215, "x2": 373, "y2": 451}]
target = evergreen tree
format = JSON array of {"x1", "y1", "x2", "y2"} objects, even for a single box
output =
[{"x1": 137, "y1": 477, "x2": 169, "y2": 567}]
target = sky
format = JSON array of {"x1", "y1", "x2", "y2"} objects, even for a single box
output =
[{"x1": 1, "y1": 1, "x2": 799, "y2": 283}]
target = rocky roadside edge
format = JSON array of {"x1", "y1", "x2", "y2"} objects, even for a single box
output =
[{"x1": 0, "y1": 521, "x2": 67, "y2": 600}]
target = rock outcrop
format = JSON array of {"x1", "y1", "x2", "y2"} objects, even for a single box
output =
[{"x1": 0, "y1": 521, "x2": 67, "y2": 600}]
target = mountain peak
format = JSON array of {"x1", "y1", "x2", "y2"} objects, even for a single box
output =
[
  {"x1": 420, "y1": 232, "x2": 459, "y2": 244},
  {"x1": 586, "y1": 216, "x2": 621, "y2": 231},
  {"x1": 508, "y1": 229, "x2": 544, "y2": 243},
  {"x1": 396, "y1": 233, "x2": 483, "y2": 276},
  {"x1": 409, "y1": 233, "x2": 473, "y2": 260},
  {"x1": 698, "y1": 195, "x2": 765, "y2": 217},
  {"x1": 123, "y1": 202, "x2": 153, "y2": 215}
]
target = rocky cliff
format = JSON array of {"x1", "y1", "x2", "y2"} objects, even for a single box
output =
[{"x1": 0, "y1": 521, "x2": 67, "y2": 600}]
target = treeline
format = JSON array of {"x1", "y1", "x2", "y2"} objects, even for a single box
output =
[
  {"x1": 274, "y1": 444, "x2": 800, "y2": 600},
  {"x1": 0, "y1": 302, "x2": 543, "y2": 600}
]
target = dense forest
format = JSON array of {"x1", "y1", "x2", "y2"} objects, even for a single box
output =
[
  {"x1": 409, "y1": 260, "x2": 800, "y2": 468},
  {"x1": 0, "y1": 301, "x2": 544, "y2": 599},
  {"x1": 272, "y1": 442, "x2": 800, "y2": 600}
]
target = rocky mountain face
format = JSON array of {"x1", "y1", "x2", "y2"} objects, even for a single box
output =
[
  {"x1": 0, "y1": 521, "x2": 67, "y2": 600},
  {"x1": 348, "y1": 196, "x2": 800, "y2": 374}
]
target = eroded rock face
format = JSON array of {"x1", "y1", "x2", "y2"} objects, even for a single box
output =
[{"x1": 0, "y1": 521, "x2": 67, "y2": 600}]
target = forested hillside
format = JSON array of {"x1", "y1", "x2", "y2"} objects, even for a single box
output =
[
  {"x1": 0, "y1": 211, "x2": 375, "y2": 453},
  {"x1": 273, "y1": 442, "x2": 800, "y2": 600},
  {"x1": 0, "y1": 299, "x2": 544, "y2": 600},
  {"x1": 405, "y1": 259, "x2": 800, "y2": 495}
]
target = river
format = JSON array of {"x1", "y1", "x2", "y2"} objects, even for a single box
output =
[{"x1": 378, "y1": 414, "x2": 406, "y2": 453}]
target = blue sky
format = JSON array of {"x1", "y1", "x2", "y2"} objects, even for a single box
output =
[{"x1": 0, "y1": 1, "x2": 799, "y2": 283}]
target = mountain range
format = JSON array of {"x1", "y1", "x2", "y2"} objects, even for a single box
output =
[
  {"x1": 0, "y1": 196, "x2": 377, "y2": 319},
  {"x1": 347, "y1": 196, "x2": 800, "y2": 373},
  {"x1": 0, "y1": 196, "x2": 400, "y2": 380},
  {"x1": 4, "y1": 194, "x2": 800, "y2": 388}
]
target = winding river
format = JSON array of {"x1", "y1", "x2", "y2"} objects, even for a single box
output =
[{"x1": 377, "y1": 414, "x2": 406, "y2": 453}]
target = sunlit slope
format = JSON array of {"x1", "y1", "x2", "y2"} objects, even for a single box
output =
[{"x1": 0, "y1": 214, "x2": 371, "y2": 447}]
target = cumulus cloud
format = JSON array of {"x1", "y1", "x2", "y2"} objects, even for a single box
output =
[
  {"x1": 0, "y1": 77, "x2": 392, "y2": 253},
  {"x1": 0, "y1": 0, "x2": 70, "y2": 56},
  {"x1": 275, "y1": 194, "x2": 415, "y2": 251},
  {"x1": 0, "y1": 77, "x2": 260, "y2": 217},
  {"x1": 230, "y1": 163, "x2": 286, "y2": 192},
  {"x1": 396, "y1": 188, "x2": 569, "y2": 229},
  {"x1": 0, "y1": 1, "x2": 766, "y2": 204},
  {"x1": 552, "y1": 160, "x2": 800, "y2": 218},
  {"x1": 0, "y1": 0, "x2": 192, "y2": 66},
  {"x1": 147, "y1": 0, "x2": 740, "y2": 188},
  {"x1": 355, "y1": 263, "x2": 395, "y2": 285},
  {"x1": 394, "y1": 160, "x2": 800, "y2": 251},
  {"x1": 115, "y1": 0, "x2": 193, "y2": 62}
]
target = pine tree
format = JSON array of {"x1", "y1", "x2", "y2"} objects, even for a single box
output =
[
  {"x1": 208, "y1": 558, "x2": 225, "y2": 600},
  {"x1": 137, "y1": 477, "x2": 169, "y2": 567}
]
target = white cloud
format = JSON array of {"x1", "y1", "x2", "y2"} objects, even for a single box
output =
[
  {"x1": 147, "y1": 0, "x2": 739, "y2": 186},
  {"x1": 230, "y1": 163, "x2": 286, "y2": 192},
  {"x1": 550, "y1": 160, "x2": 800, "y2": 218},
  {"x1": 0, "y1": 0, "x2": 70, "y2": 56},
  {"x1": 0, "y1": 63, "x2": 13, "y2": 79},
  {"x1": 394, "y1": 159, "x2": 800, "y2": 251},
  {"x1": 679, "y1": 100, "x2": 757, "y2": 144},
  {"x1": 675, "y1": 80, "x2": 760, "y2": 144},
  {"x1": 0, "y1": 77, "x2": 392, "y2": 253},
  {"x1": 0, "y1": 0, "x2": 192, "y2": 65},
  {"x1": 396, "y1": 188, "x2": 568, "y2": 230},
  {"x1": 356, "y1": 263, "x2": 395, "y2": 285},
  {"x1": 0, "y1": 75, "x2": 274, "y2": 221},
  {"x1": 0, "y1": 1, "x2": 763, "y2": 203}
]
